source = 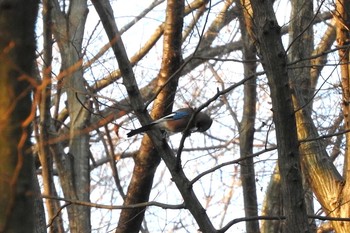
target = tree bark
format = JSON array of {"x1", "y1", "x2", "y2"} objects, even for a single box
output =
[
  {"x1": 51, "y1": 0, "x2": 91, "y2": 232},
  {"x1": 0, "y1": 0, "x2": 38, "y2": 232},
  {"x1": 237, "y1": 1, "x2": 259, "y2": 232},
  {"x1": 260, "y1": 166, "x2": 283, "y2": 233},
  {"x1": 248, "y1": 0, "x2": 310, "y2": 232},
  {"x1": 287, "y1": 0, "x2": 316, "y2": 231},
  {"x1": 260, "y1": 15, "x2": 337, "y2": 233},
  {"x1": 334, "y1": 0, "x2": 350, "y2": 230}
]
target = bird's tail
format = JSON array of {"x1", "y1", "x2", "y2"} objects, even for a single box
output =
[{"x1": 127, "y1": 123, "x2": 155, "y2": 137}]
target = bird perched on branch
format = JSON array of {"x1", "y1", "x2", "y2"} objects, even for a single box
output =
[{"x1": 127, "y1": 108, "x2": 212, "y2": 137}]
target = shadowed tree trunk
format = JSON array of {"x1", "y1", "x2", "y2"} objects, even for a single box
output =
[
  {"x1": 51, "y1": 0, "x2": 91, "y2": 232},
  {"x1": 36, "y1": 0, "x2": 65, "y2": 232},
  {"x1": 0, "y1": 0, "x2": 38, "y2": 232},
  {"x1": 237, "y1": 0, "x2": 260, "y2": 232},
  {"x1": 248, "y1": 0, "x2": 310, "y2": 232},
  {"x1": 261, "y1": 13, "x2": 337, "y2": 233}
]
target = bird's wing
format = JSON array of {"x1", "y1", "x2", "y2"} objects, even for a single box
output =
[
  {"x1": 171, "y1": 111, "x2": 191, "y2": 120},
  {"x1": 152, "y1": 111, "x2": 191, "y2": 123}
]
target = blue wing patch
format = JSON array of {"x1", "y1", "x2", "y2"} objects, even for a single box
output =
[
  {"x1": 153, "y1": 110, "x2": 191, "y2": 123},
  {"x1": 172, "y1": 111, "x2": 190, "y2": 120}
]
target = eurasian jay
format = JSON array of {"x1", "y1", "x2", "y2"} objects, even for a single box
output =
[{"x1": 127, "y1": 108, "x2": 212, "y2": 137}]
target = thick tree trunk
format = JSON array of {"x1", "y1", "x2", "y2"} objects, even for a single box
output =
[
  {"x1": 249, "y1": 0, "x2": 310, "y2": 232},
  {"x1": 334, "y1": 0, "x2": 350, "y2": 230},
  {"x1": 261, "y1": 16, "x2": 337, "y2": 233},
  {"x1": 287, "y1": 0, "x2": 316, "y2": 231},
  {"x1": 0, "y1": 0, "x2": 38, "y2": 232}
]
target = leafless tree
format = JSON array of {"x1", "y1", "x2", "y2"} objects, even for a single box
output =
[{"x1": 26, "y1": 0, "x2": 350, "y2": 233}]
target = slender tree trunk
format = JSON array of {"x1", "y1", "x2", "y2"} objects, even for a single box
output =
[
  {"x1": 51, "y1": 0, "x2": 91, "y2": 232},
  {"x1": 37, "y1": 0, "x2": 64, "y2": 232},
  {"x1": 237, "y1": 1, "x2": 259, "y2": 232},
  {"x1": 248, "y1": 0, "x2": 310, "y2": 232},
  {"x1": 33, "y1": 161, "x2": 47, "y2": 233},
  {"x1": 0, "y1": 0, "x2": 38, "y2": 232}
]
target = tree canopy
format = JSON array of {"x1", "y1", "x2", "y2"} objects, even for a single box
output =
[{"x1": 2, "y1": 0, "x2": 350, "y2": 232}]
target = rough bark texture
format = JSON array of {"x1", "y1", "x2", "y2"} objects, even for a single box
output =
[
  {"x1": 248, "y1": 0, "x2": 310, "y2": 232},
  {"x1": 286, "y1": 0, "x2": 350, "y2": 232},
  {"x1": 294, "y1": 108, "x2": 344, "y2": 231},
  {"x1": 287, "y1": 0, "x2": 316, "y2": 231},
  {"x1": 0, "y1": 0, "x2": 38, "y2": 232},
  {"x1": 260, "y1": 166, "x2": 283, "y2": 233},
  {"x1": 51, "y1": 0, "x2": 91, "y2": 232},
  {"x1": 335, "y1": 0, "x2": 350, "y2": 230},
  {"x1": 260, "y1": 16, "x2": 336, "y2": 233},
  {"x1": 237, "y1": 1, "x2": 259, "y2": 232}
]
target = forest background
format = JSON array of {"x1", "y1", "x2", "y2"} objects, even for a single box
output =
[{"x1": 1, "y1": 0, "x2": 350, "y2": 232}]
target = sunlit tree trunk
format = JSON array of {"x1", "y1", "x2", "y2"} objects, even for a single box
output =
[
  {"x1": 0, "y1": 0, "x2": 38, "y2": 232},
  {"x1": 335, "y1": 0, "x2": 350, "y2": 230},
  {"x1": 289, "y1": 6, "x2": 349, "y2": 229},
  {"x1": 288, "y1": 0, "x2": 350, "y2": 232},
  {"x1": 287, "y1": 0, "x2": 316, "y2": 231},
  {"x1": 260, "y1": 166, "x2": 283, "y2": 233}
]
